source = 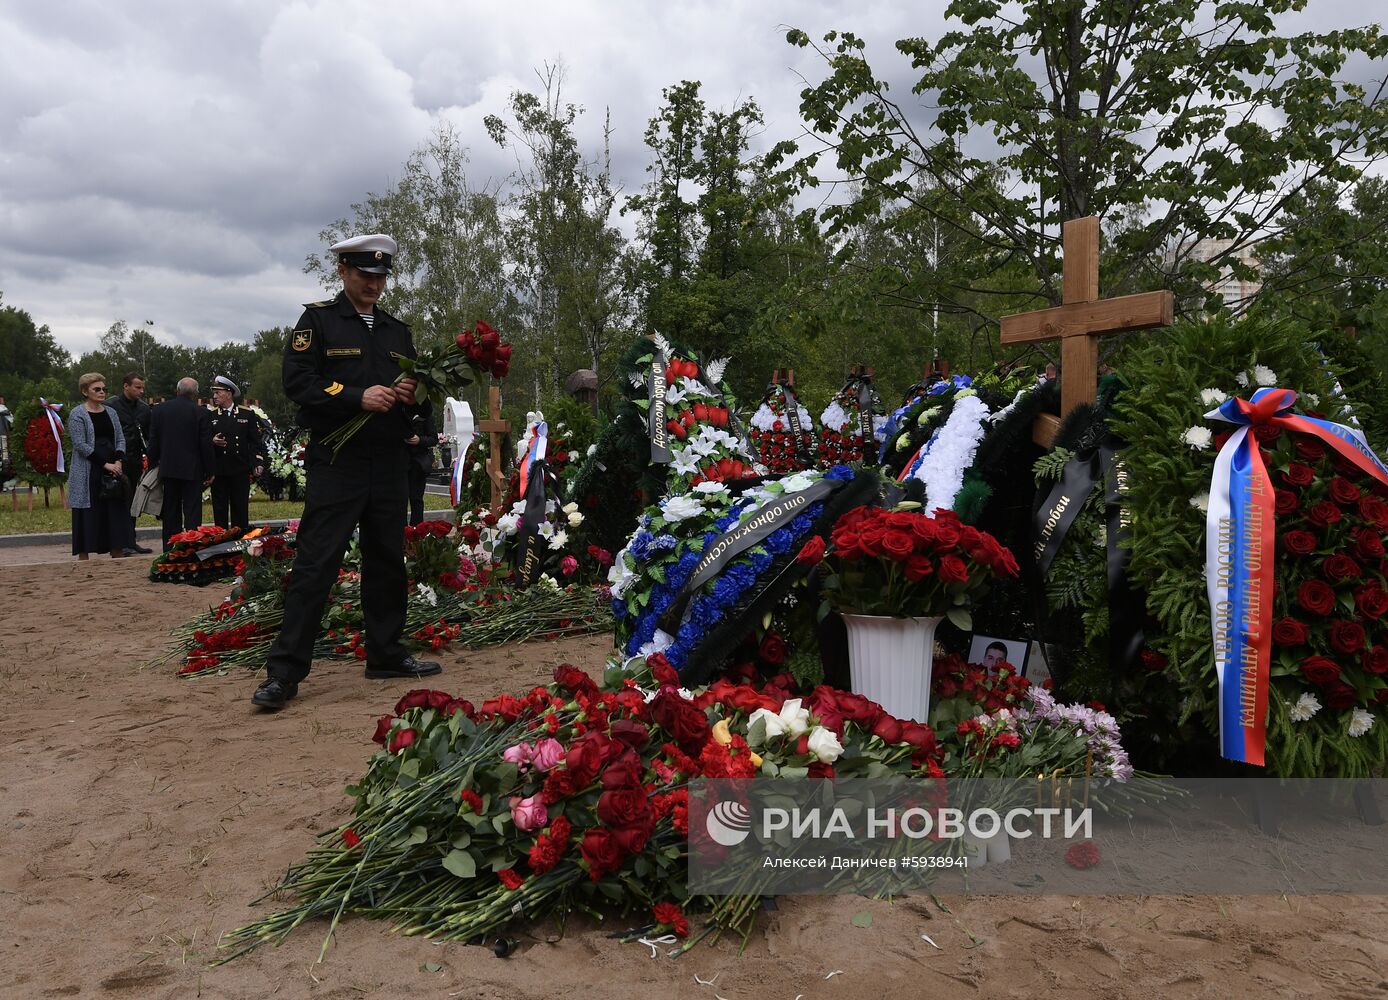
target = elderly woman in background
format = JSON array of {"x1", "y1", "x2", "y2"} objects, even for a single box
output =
[{"x1": 68, "y1": 372, "x2": 135, "y2": 559}]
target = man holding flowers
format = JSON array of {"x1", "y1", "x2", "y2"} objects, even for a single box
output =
[{"x1": 253, "y1": 234, "x2": 442, "y2": 710}]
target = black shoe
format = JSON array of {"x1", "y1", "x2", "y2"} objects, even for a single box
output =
[
  {"x1": 132, "y1": 544, "x2": 154, "y2": 554},
  {"x1": 251, "y1": 677, "x2": 299, "y2": 710},
  {"x1": 122, "y1": 547, "x2": 139, "y2": 557},
  {"x1": 365, "y1": 655, "x2": 443, "y2": 680}
]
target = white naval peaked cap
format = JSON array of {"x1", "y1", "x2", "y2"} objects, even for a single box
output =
[
  {"x1": 329, "y1": 233, "x2": 397, "y2": 273},
  {"x1": 211, "y1": 374, "x2": 239, "y2": 396}
]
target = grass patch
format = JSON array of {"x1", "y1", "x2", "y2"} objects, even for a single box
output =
[{"x1": 0, "y1": 491, "x2": 452, "y2": 536}]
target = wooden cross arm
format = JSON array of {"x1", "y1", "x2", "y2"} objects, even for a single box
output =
[
  {"x1": 1000, "y1": 290, "x2": 1174, "y2": 344},
  {"x1": 478, "y1": 419, "x2": 510, "y2": 433}
]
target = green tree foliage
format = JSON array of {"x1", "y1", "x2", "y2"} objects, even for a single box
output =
[
  {"x1": 0, "y1": 297, "x2": 69, "y2": 404},
  {"x1": 788, "y1": 1, "x2": 1388, "y2": 319}
]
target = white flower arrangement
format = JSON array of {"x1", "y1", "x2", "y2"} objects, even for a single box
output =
[{"x1": 908, "y1": 393, "x2": 991, "y2": 513}]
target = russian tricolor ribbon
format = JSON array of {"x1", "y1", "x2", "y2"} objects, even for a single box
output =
[
  {"x1": 39, "y1": 397, "x2": 65, "y2": 474},
  {"x1": 1205, "y1": 387, "x2": 1388, "y2": 764}
]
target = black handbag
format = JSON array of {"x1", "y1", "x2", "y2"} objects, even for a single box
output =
[{"x1": 98, "y1": 470, "x2": 126, "y2": 502}]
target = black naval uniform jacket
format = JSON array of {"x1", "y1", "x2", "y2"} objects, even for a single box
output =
[
  {"x1": 207, "y1": 405, "x2": 266, "y2": 476},
  {"x1": 282, "y1": 291, "x2": 422, "y2": 449}
]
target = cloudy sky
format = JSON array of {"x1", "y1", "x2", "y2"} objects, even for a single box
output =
[{"x1": 0, "y1": 0, "x2": 1378, "y2": 357}]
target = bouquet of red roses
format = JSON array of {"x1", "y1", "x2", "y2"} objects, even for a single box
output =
[
  {"x1": 811, "y1": 506, "x2": 1019, "y2": 627},
  {"x1": 322, "y1": 320, "x2": 513, "y2": 458}
]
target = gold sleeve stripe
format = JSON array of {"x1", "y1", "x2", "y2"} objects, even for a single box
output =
[{"x1": 324, "y1": 382, "x2": 344, "y2": 396}]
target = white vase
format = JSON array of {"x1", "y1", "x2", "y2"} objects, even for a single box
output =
[{"x1": 841, "y1": 613, "x2": 943, "y2": 723}]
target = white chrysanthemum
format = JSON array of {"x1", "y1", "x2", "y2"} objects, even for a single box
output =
[
  {"x1": 1200, "y1": 388, "x2": 1228, "y2": 407},
  {"x1": 1182, "y1": 426, "x2": 1214, "y2": 450},
  {"x1": 1348, "y1": 708, "x2": 1375, "y2": 737},
  {"x1": 662, "y1": 494, "x2": 706, "y2": 521},
  {"x1": 415, "y1": 583, "x2": 438, "y2": 607},
  {"x1": 1289, "y1": 692, "x2": 1321, "y2": 723},
  {"x1": 1189, "y1": 491, "x2": 1210, "y2": 513},
  {"x1": 1304, "y1": 392, "x2": 1320, "y2": 407},
  {"x1": 548, "y1": 529, "x2": 569, "y2": 551},
  {"x1": 1252, "y1": 365, "x2": 1277, "y2": 387},
  {"x1": 820, "y1": 401, "x2": 849, "y2": 433}
]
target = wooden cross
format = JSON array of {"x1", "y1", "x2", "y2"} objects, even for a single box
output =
[
  {"x1": 478, "y1": 383, "x2": 510, "y2": 514},
  {"x1": 1000, "y1": 216, "x2": 1174, "y2": 447}
]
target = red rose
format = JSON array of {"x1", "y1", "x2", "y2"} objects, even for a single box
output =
[
  {"x1": 1274, "y1": 490, "x2": 1299, "y2": 515},
  {"x1": 597, "y1": 787, "x2": 648, "y2": 827},
  {"x1": 899, "y1": 721, "x2": 937, "y2": 757},
  {"x1": 1283, "y1": 463, "x2": 1316, "y2": 487},
  {"x1": 871, "y1": 715, "x2": 903, "y2": 744},
  {"x1": 1300, "y1": 656, "x2": 1341, "y2": 685},
  {"x1": 393, "y1": 689, "x2": 434, "y2": 713},
  {"x1": 834, "y1": 690, "x2": 883, "y2": 727},
  {"x1": 579, "y1": 828, "x2": 624, "y2": 880},
  {"x1": 565, "y1": 731, "x2": 617, "y2": 786},
  {"x1": 388, "y1": 728, "x2": 417, "y2": 754},
  {"x1": 1330, "y1": 477, "x2": 1362, "y2": 505},
  {"x1": 938, "y1": 555, "x2": 969, "y2": 585},
  {"x1": 1355, "y1": 584, "x2": 1388, "y2": 620},
  {"x1": 903, "y1": 553, "x2": 935, "y2": 582},
  {"x1": 1330, "y1": 620, "x2": 1367, "y2": 654},
  {"x1": 1359, "y1": 496, "x2": 1388, "y2": 528},
  {"x1": 554, "y1": 663, "x2": 598, "y2": 696},
  {"x1": 1254, "y1": 424, "x2": 1282, "y2": 443},
  {"x1": 1140, "y1": 649, "x2": 1169, "y2": 672},
  {"x1": 1297, "y1": 580, "x2": 1336, "y2": 617},
  {"x1": 882, "y1": 531, "x2": 916, "y2": 560},
  {"x1": 647, "y1": 652, "x2": 680, "y2": 688},
  {"x1": 650, "y1": 690, "x2": 711, "y2": 756},
  {"x1": 759, "y1": 632, "x2": 788, "y2": 666},
  {"x1": 610, "y1": 719, "x2": 650, "y2": 751},
  {"x1": 1323, "y1": 554, "x2": 1362, "y2": 582},
  {"x1": 371, "y1": 714, "x2": 394, "y2": 745},
  {"x1": 1307, "y1": 501, "x2": 1343, "y2": 528},
  {"x1": 1282, "y1": 530, "x2": 1317, "y2": 556},
  {"x1": 796, "y1": 535, "x2": 826, "y2": 565},
  {"x1": 1294, "y1": 436, "x2": 1327, "y2": 461},
  {"x1": 1363, "y1": 645, "x2": 1388, "y2": 674},
  {"x1": 1355, "y1": 531, "x2": 1387, "y2": 562},
  {"x1": 1272, "y1": 618, "x2": 1310, "y2": 645},
  {"x1": 1324, "y1": 681, "x2": 1359, "y2": 710},
  {"x1": 600, "y1": 748, "x2": 644, "y2": 788}
]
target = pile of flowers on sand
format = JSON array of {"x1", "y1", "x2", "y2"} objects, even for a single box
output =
[
  {"x1": 149, "y1": 525, "x2": 270, "y2": 586},
  {"x1": 216, "y1": 647, "x2": 1138, "y2": 962}
]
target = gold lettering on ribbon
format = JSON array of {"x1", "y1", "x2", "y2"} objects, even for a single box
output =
[{"x1": 1034, "y1": 494, "x2": 1071, "y2": 560}]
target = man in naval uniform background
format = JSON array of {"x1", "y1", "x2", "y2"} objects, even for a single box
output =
[
  {"x1": 206, "y1": 374, "x2": 265, "y2": 530},
  {"x1": 252, "y1": 233, "x2": 442, "y2": 711}
]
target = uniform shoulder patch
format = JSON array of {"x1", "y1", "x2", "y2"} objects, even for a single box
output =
[
  {"x1": 303, "y1": 298, "x2": 336, "y2": 309},
  {"x1": 291, "y1": 328, "x2": 313, "y2": 352}
]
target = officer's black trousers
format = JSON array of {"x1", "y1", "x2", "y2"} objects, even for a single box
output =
[
  {"x1": 264, "y1": 443, "x2": 410, "y2": 683},
  {"x1": 407, "y1": 463, "x2": 427, "y2": 525},
  {"x1": 160, "y1": 477, "x2": 203, "y2": 550},
  {"x1": 211, "y1": 474, "x2": 250, "y2": 529}
]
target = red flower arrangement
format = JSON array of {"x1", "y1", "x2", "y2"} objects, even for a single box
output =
[
  {"x1": 749, "y1": 384, "x2": 816, "y2": 475},
  {"x1": 812, "y1": 506, "x2": 1020, "y2": 619},
  {"x1": 22, "y1": 415, "x2": 61, "y2": 475}
]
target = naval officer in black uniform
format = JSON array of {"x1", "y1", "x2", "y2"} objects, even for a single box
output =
[
  {"x1": 207, "y1": 375, "x2": 266, "y2": 530},
  {"x1": 253, "y1": 233, "x2": 441, "y2": 711}
]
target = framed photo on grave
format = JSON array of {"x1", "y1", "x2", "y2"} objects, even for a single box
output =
[{"x1": 967, "y1": 633, "x2": 1030, "y2": 676}]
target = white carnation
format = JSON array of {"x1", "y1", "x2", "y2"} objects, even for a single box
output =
[
  {"x1": 1200, "y1": 388, "x2": 1228, "y2": 407},
  {"x1": 1189, "y1": 491, "x2": 1210, "y2": 513},
  {"x1": 1289, "y1": 692, "x2": 1321, "y2": 723},
  {"x1": 1182, "y1": 426, "x2": 1214, "y2": 450},
  {"x1": 1348, "y1": 708, "x2": 1375, "y2": 737},
  {"x1": 548, "y1": 529, "x2": 568, "y2": 551},
  {"x1": 1252, "y1": 365, "x2": 1277, "y2": 387}
]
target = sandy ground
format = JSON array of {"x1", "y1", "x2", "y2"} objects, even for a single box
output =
[{"x1": 3, "y1": 556, "x2": 1388, "y2": 999}]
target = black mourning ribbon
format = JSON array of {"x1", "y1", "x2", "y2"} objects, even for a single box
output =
[
  {"x1": 656, "y1": 478, "x2": 843, "y2": 636},
  {"x1": 1033, "y1": 444, "x2": 1144, "y2": 677},
  {"x1": 513, "y1": 458, "x2": 551, "y2": 585}
]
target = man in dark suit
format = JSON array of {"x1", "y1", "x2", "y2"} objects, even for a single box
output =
[
  {"x1": 405, "y1": 403, "x2": 439, "y2": 525},
  {"x1": 207, "y1": 375, "x2": 266, "y2": 529},
  {"x1": 148, "y1": 377, "x2": 215, "y2": 549},
  {"x1": 108, "y1": 372, "x2": 154, "y2": 554}
]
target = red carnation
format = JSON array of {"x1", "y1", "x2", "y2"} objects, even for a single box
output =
[
  {"x1": 342, "y1": 828, "x2": 361, "y2": 849},
  {"x1": 652, "y1": 902, "x2": 689, "y2": 938},
  {"x1": 460, "y1": 788, "x2": 484, "y2": 812},
  {"x1": 497, "y1": 868, "x2": 525, "y2": 891}
]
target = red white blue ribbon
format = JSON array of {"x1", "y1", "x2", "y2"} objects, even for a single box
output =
[
  {"x1": 1205, "y1": 387, "x2": 1388, "y2": 764},
  {"x1": 39, "y1": 397, "x2": 65, "y2": 474},
  {"x1": 517, "y1": 420, "x2": 548, "y2": 500}
]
